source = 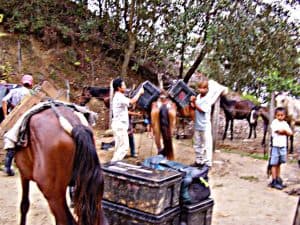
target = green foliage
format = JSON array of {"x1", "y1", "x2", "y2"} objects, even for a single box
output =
[
  {"x1": 241, "y1": 94, "x2": 260, "y2": 105},
  {"x1": 79, "y1": 19, "x2": 99, "y2": 42},
  {"x1": 257, "y1": 70, "x2": 300, "y2": 96},
  {"x1": 0, "y1": 62, "x2": 13, "y2": 80},
  {"x1": 0, "y1": 1, "x2": 103, "y2": 45},
  {"x1": 202, "y1": 0, "x2": 300, "y2": 98},
  {"x1": 0, "y1": 0, "x2": 299, "y2": 96}
]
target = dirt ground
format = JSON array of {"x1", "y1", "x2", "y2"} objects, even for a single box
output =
[{"x1": 0, "y1": 121, "x2": 299, "y2": 225}]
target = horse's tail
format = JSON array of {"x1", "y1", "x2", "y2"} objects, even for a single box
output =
[
  {"x1": 71, "y1": 125, "x2": 106, "y2": 225},
  {"x1": 159, "y1": 104, "x2": 174, "y2": 160}
]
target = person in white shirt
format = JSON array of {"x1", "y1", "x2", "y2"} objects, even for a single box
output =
[
  {"x1": 2, "y1": 74, "x2": 33, "y2": 176},
  {"x1": 190, "y1": 78, "x2": 212, "y2": 168},
  {"x1": 111, "y1": 78, "x2": 144, "y2": 162},
  {"x1": 269, "y1": 107, "x2": 293, "y2": 190}
]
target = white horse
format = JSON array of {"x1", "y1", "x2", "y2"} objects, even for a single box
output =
[{"x1": 275, "y1": 92, "x2": 300, "y2": 153}]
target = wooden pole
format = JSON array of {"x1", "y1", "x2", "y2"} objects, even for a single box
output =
[
  {"x1": 268, "y1": 92, "x2": 275, "y2": 153},
  {"x1": 109, "y1": 79, "x2": 114, "y2": 129},
  {"x1": 212, "y1": 97, "x2": 220, "y2": 151},
  {"x1": 293, "y1": 197, "x2": 300, "y2": 225},
  {"x1": 17, "y1": 39, "x2": 22, "y2": 73},
  {"x1": 65, "y1": 80, "x2": 70, "y2": 102}
]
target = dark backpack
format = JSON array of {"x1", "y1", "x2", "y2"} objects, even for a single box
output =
[{"x1": 143, "y1": 155, "x2": 210, "y2": 204}]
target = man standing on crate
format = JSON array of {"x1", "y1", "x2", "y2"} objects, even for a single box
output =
[
  {"x1": 111, "y1": 78, "x2": 144, "y2": 162},
  {"x1": 2, "y1": 74, "x2": 34, "y2": 176}
]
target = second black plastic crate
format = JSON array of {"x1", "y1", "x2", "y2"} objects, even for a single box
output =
[
  {"x1": 136, "y1": 81, "x2": 161, "y2": 110},
  {"x1": 180, "y1": 198, "x2": 214, "y2": 225},
  {"x1": 103, "y1": 200, "x2": 180, "y2": 225},
  {"x1": 168, "y1": 80, "x2": 196, "y2": 108}
]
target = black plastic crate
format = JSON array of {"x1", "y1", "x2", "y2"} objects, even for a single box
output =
[
  {"x1": 103, "y1": 200, "x2": 180, "y2": 225},
  {"x1": 103, "y1": 161, "x2": 182, "y2": 215},
  {"x1": 180, "y1": 198, "x2": 214, "y2": 225},
  {"x1": 168, "y1": 80, "x2": 196, "y2": 108},
  {"x1": 136, "y1": 81, "x2": 160, "y2": 110}
]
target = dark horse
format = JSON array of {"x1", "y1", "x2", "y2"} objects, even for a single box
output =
[
  {"x1": 220, "y1": 95, "x2": 257, "y2": 140},
  {"x1": 79, "y1": 86, "x2": 136, "y2": 108},
  {"x1": 14, "y1": 106, "x2": 107, "y2": 225},
  {"x1": 79, "y1": 86, "x2": 110, "y2": 107}
]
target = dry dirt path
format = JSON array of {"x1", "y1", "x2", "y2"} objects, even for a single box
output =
[{"x1": 0, "y1": 133, "x2": 299, "y2": 225}]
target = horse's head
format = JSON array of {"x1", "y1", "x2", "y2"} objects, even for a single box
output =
[
  {"x1": 275, "y1": 92, "x2": 289, "y2": 108},
  {"x1": 78, "y1": 87, "x2": 92, "y2": 106}
]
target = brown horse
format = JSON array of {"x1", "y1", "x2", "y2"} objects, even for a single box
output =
[
  {"x1": 14, "y1": 106, "x2": 107, "y2": 225},
  {"x1": 220, "y1": 95, "x2": 258, "y2": 140},
  {"x1": 150, "y1": 97, "x2": 177, "y2": 160}
]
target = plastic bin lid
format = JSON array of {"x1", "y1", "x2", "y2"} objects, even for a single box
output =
[{"x1": 103, "y1": 161, "x2": 182, "y2": 184}]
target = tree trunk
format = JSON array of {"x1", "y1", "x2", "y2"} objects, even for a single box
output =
[
  {"x1": 183, "y1": 44, "x2": 210, "y2": 83},
  {"x1": 179, "y1": 42, "x2": 185, "y2": 79},
  {"x1": 81, "y1": 0, "x2": 88, "y2": 7},
  {"x1": 98, "y1": 0, "x2": 103, "y2": 17},
  {"x1": 121, "y1": 32, "x2": 136, "y2": 77}
]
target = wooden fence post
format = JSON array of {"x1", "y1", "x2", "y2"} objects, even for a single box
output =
[{"x1": 212, "y1": 97, "x2": 220, "y2": 151}]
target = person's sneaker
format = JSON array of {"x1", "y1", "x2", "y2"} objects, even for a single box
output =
[
  {"x1": 276, "y1": 177, "x2": 287, "y2": 188},
  {"x1": 4, "y1": 167, "x2": 15, "y2": 176},
  {"x1": 269, "y1": 179, "x2": 283, "y2": 190},
  {"x1": 131, "y1": 153, "x2": 138, "y2": 158}
]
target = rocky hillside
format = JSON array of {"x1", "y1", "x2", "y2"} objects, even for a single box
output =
[{"x1": 0, "y1": 26, "x2": 144, "y2": 97}]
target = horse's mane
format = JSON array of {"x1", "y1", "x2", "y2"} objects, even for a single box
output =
[{"x1": 159, "y1": 104, "x2": 174, "y2": 160}]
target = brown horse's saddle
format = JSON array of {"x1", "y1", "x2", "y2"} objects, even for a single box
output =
[{"x1": 5, "y1": 100, "x2": 97, "y2": 149}]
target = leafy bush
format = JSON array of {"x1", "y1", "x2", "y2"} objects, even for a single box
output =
[{"x1": 241, "y1": 94, "x2": 260, "y2": 105}]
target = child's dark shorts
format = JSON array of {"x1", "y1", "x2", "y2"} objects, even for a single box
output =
[{"x1": 270, "y1": 146, "x2": 287, "y2": 165}]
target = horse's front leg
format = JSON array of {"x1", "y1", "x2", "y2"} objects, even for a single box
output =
[
  {"x1": 20, "y1": 177, "x2": 30, "y2": 225},
  {"x1": 289, "y1": 122, "x2": 295, "y2": 154},
  {"x1": 247, "y1": 120, "x2": 253, "y2": 139},
  {"x1": 223, "y1": 118, "x2": 229, "y2": 140},
  {"x1": 261, "y1": 121, "x2": 268, "y2": 146},
  {"x1": 230, "y1": 119, "x2": 234, "y2": 140},
  {"x1": 253, "y1": 122, "x2": 257, "y2": 138},
  {"x1": 290, "y1": 134, "x2": 294, "y2": 154}
]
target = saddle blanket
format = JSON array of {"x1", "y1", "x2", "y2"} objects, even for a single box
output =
[{"x1": 3, "y1": 99, "x2": 97, "y2": 150}]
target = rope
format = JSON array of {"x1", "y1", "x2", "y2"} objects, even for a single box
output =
[{"x1": 50, "y1": 102, "x2": 73, "y2": 135}]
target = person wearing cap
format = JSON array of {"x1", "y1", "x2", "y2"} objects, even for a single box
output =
[
  {"x1": 2, "y1": 74, "x2": 33, "y2": 118},
  {"x1": 2, "y1": 74, "x2": 34, "y2": 176},
  {"x1": 111, "y1": 78, "x2": 144, "y2": 162}
]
